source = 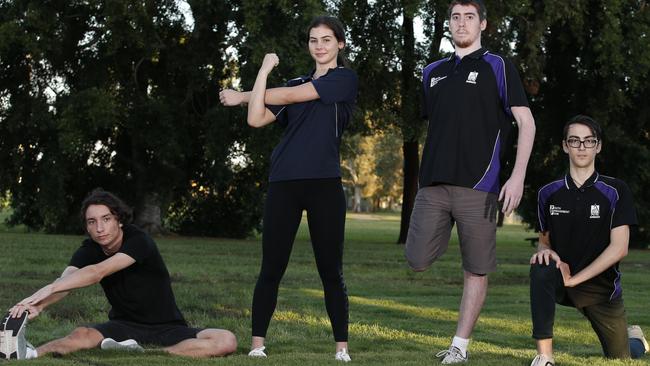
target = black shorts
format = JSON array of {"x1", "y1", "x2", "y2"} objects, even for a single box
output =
[{"x1": 92, "y1": 320, "x2": 201, "y2": 347}]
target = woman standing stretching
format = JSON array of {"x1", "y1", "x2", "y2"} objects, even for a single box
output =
[{"x1": 219, "y1": 16, "x2": 357, "y2": 362}]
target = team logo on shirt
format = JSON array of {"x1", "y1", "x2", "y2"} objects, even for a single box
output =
[
  {"x1": 466, "y1": 71, "x2": 479, "y2": 84},
  {"x1": 430, "y1": 76, "x2": 447, "y2": 87},
  {"x1": 590, "y1": 204, "x2": 600, "y2": 219},
  {"x1": 550, "y1": 205, "x2": 570, "y2": 216}
]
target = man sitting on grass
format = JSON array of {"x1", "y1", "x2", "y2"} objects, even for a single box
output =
[
  {"x1": 0, "y1": 189, "x2": 236, "y2": 360},
  {"x1": 529, "y1": 115, "x2": 648, "y2": 366}
]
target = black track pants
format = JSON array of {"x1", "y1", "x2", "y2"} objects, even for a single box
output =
[
  {"x1": 530, "y1": 262, "x2": 632, "y2": 358},
  {"x1": 252, "y1": 178, "x2": 349, "y2": 342}
]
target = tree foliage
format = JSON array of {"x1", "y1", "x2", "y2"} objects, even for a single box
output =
[
  {"x1": 514, "y1": 0, "x2": 650, "y2": 246},
  {"x1": 1, "y1": 0, "x2": 648, "y2": 245},
  {"x1": 1, "y1": 0, "x2": 262, "y2": 236}
]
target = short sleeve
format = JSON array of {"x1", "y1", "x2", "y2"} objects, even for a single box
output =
[
  {"x1": 612, "y1": 180, "x2": 638, "y2": 228},
  {"x1": 69, "y1": 240, "x2": 101, "y2": 268},
  {"x1": 118, "y1": 228, "x2": 154, "y2": 263},
  {"x1": 311, "y1": 68, "x2": 358, "y2": 104},
  {"x1": 266, "y1": 104, "x2": 288, "y2": 127},
  {"x1": 504, "y1": 58, "x2": 529, "y2": 108}
]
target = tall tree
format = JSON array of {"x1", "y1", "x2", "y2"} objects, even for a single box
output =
[
  {"x1": 396, "y1": 0, "x2": 423, "y2": 243},
  {"x1": 514, "y1": 0, "x2": 650, "y2": 246},
  {"x1": 339, "y1": 0, "x2": 424, "y2": 243},
  {"x1": 0, "y1": 0, "x2": 254, "y2": 236}
]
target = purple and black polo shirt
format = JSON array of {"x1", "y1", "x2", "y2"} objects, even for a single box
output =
[
  {"x1": 537, "y1": 172, "x2": 638, "y2": 306},
  {"x1": 420, "y1": 47, "x2": 529, "y2": 193}
]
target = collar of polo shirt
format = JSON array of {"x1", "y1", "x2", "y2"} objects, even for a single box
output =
[{"x1": 565, "y1": 171, "x2": 599, "y2": 190}]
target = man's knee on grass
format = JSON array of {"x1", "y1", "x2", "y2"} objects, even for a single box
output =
[
  {"x1": 66, "y1": 327, "x2": 103, "y2": 349},
  {"x1": 215, "y1": 330, "x2": 238, "y2": 356},
  {"x1": 202, "y1": 329, "x2": 238, "y2": 356},
  {"x1": 41, "y1": 327, "x2": 103, "y2": 355}
]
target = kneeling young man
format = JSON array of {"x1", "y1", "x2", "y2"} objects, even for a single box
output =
[
  {"x1": 529, "y1": 115, "x2": 648, "y2": 366},
  {"x1": 0, "y1": 189, "x2": 237, "y2": 360}
]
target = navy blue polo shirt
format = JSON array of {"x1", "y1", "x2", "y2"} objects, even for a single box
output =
[
  {"x1": 537, "y1": 172, "x2": 638, "y2": 307},
  {"x1": 266, "y1": 67, "x2": 358, "y2": 182},
  {"x1": 420, "y1": 48, "x2": 529, "y2": 193}
]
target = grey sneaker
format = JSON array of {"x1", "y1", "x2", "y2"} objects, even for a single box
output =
[
  {"x1": 435, "y1": 346, "x2": 468, "y2": 364},
  {"x1": 530, "y1": 354, "x2": 555, "y2": 366},
  {"x1": 100, "y1": 338, "x2": 144, "y2": 352},
  {"x1": 628, "y1": 325, "x2": 649, "y2": 353},
  {"x1": 0, "y1": 311, "x2": 29, "y2": 359}
]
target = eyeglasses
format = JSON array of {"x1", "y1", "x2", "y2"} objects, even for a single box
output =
[{"x1": 565, "y1": 137, "x2": 599, "y2": 149}]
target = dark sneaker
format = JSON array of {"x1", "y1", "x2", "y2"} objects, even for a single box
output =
[
  {"x1": 0, "y1": 311, "x2": 29, "y2": 359},
  {"x1": 628, "y1": 325, "x2": 649, "y2": 353}
]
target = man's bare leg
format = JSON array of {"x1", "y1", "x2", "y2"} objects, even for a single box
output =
[
  {"x1": 164, "y1": 329, "x2": 237, "y2": 358},
  {"x1": 455, "y1": 271, "x2": 488, "y2": 339},
  {"x1": 36, "y1": 327, "x2": 103, "y2": 356}
]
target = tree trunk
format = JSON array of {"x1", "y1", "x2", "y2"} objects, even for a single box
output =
[
  {"x1": 398, "y1": 140, "x2": 419, "y2": 243},
  {"x1": 497, "y1": 210, "x2": 505, "y2": 227},
  {"x1": 135, "y1": 192, "x2": 165, "y2": 235},
  {"x1": 428, "y1": 1, "x2": 445, "y2": 61},
  {"x1": 397, "y1": 1, "x2": 420, "y2": 244},
  {"x1": 353, "y1": 185, "x2": 362, "y2": 213}
]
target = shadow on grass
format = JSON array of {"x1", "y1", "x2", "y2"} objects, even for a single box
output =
[{"x1": 292, "y1": 287, "x2": 625, "y2": 363}]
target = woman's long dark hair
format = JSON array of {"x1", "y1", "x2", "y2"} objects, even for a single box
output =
[{"x1": 307, "y1": 16, "x2": 349, "y2": 67}]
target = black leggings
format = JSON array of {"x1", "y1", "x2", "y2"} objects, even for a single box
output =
[
  {"x1": 530, "y1": 262, "x2": 634, "y2": 358},
  {"x1": 252, "y1": 178, "x2": 349, "y2": 342}
]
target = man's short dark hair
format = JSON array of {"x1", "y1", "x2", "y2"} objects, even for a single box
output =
[
  {"x1": 80, "y1": 189, "x2": 133, "y2": 227},
  {"x1": 563, "y1": 115, "x2": 603, "y2": 141},
  {"x1": 448, "y1": 0, "x2": 487, "y2": 21}
]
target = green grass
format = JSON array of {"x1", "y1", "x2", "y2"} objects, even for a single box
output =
[{"x1": 1, "y1": 212, "x2": 649, "y2": 365}]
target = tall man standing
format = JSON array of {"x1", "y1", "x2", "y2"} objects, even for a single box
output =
[{"x1": 405, "y1": 0, "x2": 536, "y2": 363}]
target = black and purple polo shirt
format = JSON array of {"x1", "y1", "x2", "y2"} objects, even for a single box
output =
[
  {"x1": 419, "y1": 47, "x2": 529, "y2": 193},
  {"x1": 537, "y1": 172, "x2": 638, "y2": 306}
]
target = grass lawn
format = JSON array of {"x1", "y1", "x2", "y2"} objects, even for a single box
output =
[{"x1": 1, "y1": 211, "x2": 649, "y2": 365}]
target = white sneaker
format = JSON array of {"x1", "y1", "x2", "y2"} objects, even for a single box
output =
[
  {"x1": 100, "y1": 338, "x2": 144, "y2": 352},
  {"x1": 25, "y1": 343, "x2": 37, "y2": 359},
  {"x1": 248, "y1": 346, "x2": 267, "y2": 357},
  {"x1": 436, "y1": 346, "x2": 468, "y2": 364},
  {"x1": 0, "y1": 311, "x2": 29, "y2": 359},
  {"x1": 335, "y1": 348, "x2": 351, "y2": 362},
  {"x1": 628, "y1": 325, "x2": 649, "y2": 353},
  {"x1": 530, "y1": 354, "x2": 555, "y2": 366}
]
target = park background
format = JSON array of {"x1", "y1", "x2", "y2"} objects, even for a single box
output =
[{"x1": 1, "y1": 0, "x2": 649, "y2": 365}]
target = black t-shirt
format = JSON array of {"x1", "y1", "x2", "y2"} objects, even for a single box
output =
[
  {"x1": 419, "y1": 48, "x2": 529, "y2": 192},
  {"x1": 537, "y1": 172, "x2": 638, "y2": 306},
  {"x1": 267, "y1": 67, "x2": 358, "y2": 182},
  {"x1": 69, "y1": 224, "x2": 186, "y2": 325}
]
